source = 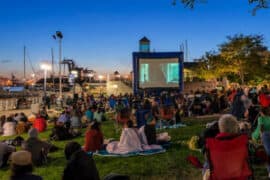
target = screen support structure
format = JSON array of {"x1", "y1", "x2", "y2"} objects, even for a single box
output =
[{"x1": 132, "y1": 52, "x2": 184, "y2": 95}]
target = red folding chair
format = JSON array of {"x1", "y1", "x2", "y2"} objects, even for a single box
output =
[{"x1": 206, "y1": 134, "x2": 253, "y2": 180}]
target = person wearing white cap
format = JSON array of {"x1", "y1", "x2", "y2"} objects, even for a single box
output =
[{"x1": 10, "y1": 150, "x2": 43, "y2": 180}]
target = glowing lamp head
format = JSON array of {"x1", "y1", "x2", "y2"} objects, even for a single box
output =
[
  {"x1": 98, "y1": 75, "x2": 104, "y2": 80},
  {"x1": 40, "y1": 62, "x2": 52, "y2": 71},
  {"x1": 71, "y1": 70, "x2": 78, "y2": 77}
]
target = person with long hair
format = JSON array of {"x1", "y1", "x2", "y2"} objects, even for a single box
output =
[{"x1": 83, "y1": 121, "x2": 104, "y2": 152}]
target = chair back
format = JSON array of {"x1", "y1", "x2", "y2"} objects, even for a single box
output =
[{"x1": 206, "y1": 134, "x2": 252, "y2": 180}]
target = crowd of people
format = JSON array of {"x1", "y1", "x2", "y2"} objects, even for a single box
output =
[{"x1": 1, "y1": 85, "x2": 270, "y2": 179}]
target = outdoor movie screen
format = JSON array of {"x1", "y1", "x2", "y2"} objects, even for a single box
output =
[{"x1": 138, "y1": 58, "x2": 180, "y2": 88}]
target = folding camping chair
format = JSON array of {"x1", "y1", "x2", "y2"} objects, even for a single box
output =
[{"x1": 206, "y1": 134, "x2": 253, "y2": 180}]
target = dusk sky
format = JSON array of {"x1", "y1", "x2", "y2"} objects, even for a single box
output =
[{"x1": 0, "y1": 0, "x2": 269, "y2": 78}]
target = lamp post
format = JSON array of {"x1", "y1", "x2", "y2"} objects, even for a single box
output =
[
  {"x1": 71, "y1": 70, "x2": 78, "y2": 99},
  {"x1": 40, "y1": 62, "x2": 52, "y2": 99},
  {"x1": 53, "y1": 31, "x2": 63, "y2": 102}
]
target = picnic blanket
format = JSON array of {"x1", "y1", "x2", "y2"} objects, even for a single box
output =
[{"x1": 91, "y1": 148, "x2": 166, "y2": 157}]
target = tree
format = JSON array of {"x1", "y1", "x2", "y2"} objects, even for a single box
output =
[
  {"x1": 172, "y1": 0, "x2": 269, "y2": 14},
  {"x1": 219, "y1": 34, "x2": 269, "y2": 84}
]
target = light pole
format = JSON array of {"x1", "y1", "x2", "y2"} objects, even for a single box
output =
[
  {"x1": 53, "y1": 31, "x2": 63, "y2": 102},
  {"x1": 71, "y1": 70, "x2": 78, "y2": 99},
  {"x1": 40, "y1": 62, "x2": 52, "y2": 99}
]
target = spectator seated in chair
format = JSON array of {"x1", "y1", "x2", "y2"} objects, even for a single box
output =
[{"x1": 204, "y1": 114, "x2": 252, "y2": 180}]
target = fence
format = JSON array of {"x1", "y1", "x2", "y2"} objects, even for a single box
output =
[{"x1": 0, "y1": 96, "x2": 42, "y2": 112}]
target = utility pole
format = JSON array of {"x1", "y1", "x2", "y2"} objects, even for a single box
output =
[
  {"x1": 59, "y1": 37, "x2": 62, "y2": 100},
  {"x1": 185, "y1": 40, "x2": 188, "y2": 62}
]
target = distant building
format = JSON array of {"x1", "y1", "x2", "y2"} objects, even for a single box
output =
[{"x1": 0, "y1": 76, "x2": 10, "y2": 86}]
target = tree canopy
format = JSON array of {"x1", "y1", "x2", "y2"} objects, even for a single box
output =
[
  {"x1": 172, "y1": 0, "x2": 269, "y2": 14},
  {"x1": 194, "y1": 34, "x2": 270, "y2": 85}
]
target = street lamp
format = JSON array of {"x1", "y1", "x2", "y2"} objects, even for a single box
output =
[
  {"x1": 40, "y1": 62, "x2": 52, "y2": 99},
  {"x1": 53, "y1": 31, "x2": 63, "y2": 102},
  {"x1": 71, "y1": 70, "x2": 78, "y2": 99},
  {"x1": 98, "y1": 75, "x2": 104, "y2": 83}
]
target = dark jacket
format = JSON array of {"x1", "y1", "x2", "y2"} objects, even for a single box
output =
[
  {"x1": 22, "y1": 138, "x2": 51, "y2": 166},
  {"x1": 63, "y1": 150, "x2": 100, "y2": 180}
]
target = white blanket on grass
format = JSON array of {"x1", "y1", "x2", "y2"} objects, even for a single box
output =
[{"x1": 106, "y1": 128, "x2": 162, "y2": 154}]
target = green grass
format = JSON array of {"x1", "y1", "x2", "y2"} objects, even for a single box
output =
[{"x1": 0, "y1": 117, "x2": 269, "y2": 180}]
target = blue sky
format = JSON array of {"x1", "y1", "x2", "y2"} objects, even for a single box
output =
[{"x1": 0, "y1": 0, "x2": 269, "y2": 77}]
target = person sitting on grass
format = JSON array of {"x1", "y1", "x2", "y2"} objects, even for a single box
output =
[
  {"x1": 33, "y1": 114, "x2": 47, "y2": 133},
  {"x1": 85, "y1": 106, "x2": 95, "y2": 123},
  {"x1": 16, "y1": 118, "x2": 28, "y2": 135},
  {"x1": 70, "y1": 110, "x2": 82, "y2": 135},
  {"x1": 63, "y1": 141, "x2": 100, "y2": 180},
  {"x1": 0, "y1": 141, "x2": 16, "y2": 168},
  {"x1": 10, "y1": 150, "x2": 43, "y2": 180},
  {"x1": 106, "y1": 120, "x2": 162, "y2": 154},
  {"x1": 22, "y1": 128, "x2": 52, "y2": 166},
  {"x1": 252, "y1": 107, "x2": 270, "y2": 177},
  {"x1": 2, "y1": 116, "x2": 16, "y2": 137},
  {"x1": 84, "y1": 121, "x2": 104, "y2": 152},
  {"x1": 57, "y1": 110, "x2": 71, "y2": 127}
]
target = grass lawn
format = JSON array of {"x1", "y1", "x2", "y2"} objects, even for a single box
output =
[{"x1": 0, "y1": 117, "x2": 269, "y2": 180}]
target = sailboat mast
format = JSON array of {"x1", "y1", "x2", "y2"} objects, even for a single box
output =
[
  {"x1": 51, "y1": 48, "x2": 55, "y2": 91},
  {"x1": 24, "y1": 46, "x2": 26, "y2": 80}
]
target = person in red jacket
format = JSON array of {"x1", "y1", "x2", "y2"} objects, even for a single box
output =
[
  {"x1": 259, "y1": 88, "x2": 270, "y2": 108},
  {"x1": 84, "y1": 121, "x2": 104, "y2": 152},
  {"x1": 33, "y1": 115, "x2": 47, "y2": 132}
]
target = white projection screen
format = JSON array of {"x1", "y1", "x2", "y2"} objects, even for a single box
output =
[{"x1": 138, "y1": 58, "x2": 179, "y2": 88}]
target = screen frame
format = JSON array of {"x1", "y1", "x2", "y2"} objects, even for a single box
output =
[{"x1": 132, "y1": 52, "x2": 184, "y2": 94}]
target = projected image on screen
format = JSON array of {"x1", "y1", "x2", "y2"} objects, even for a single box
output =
[{"x1": 139, "y1": 58, "x2": 180, "y2": 88}]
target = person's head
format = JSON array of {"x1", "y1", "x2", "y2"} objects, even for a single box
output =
[
  {"x1": 88, "y1": 121, "x2": 101, "y2": 131},
  {"x1": 126, "y1": 120, "x2": 133, "y2": 128},
  {"x1": 10, "y1": 151, "x2": 33, "y2": 177},
  {"x1": 142, "y1": 99, "x2": 151, "y2": 110},
  {"x1": 28, "y1": 128, "x2": 38, "y2": 138},
  {"x1": 218, "y1": 114, "x2": 239, "y2": 134},
  {"x1": 6, "y1": 116, "x2": 13, "y2": 122},
  {"x1": 261, "y1": 107, "x2": 270, "y2": 116},
  {"x1": 0, "y1": 115, "x2": 6, "y2": 122},
  {"x1": 64, "y1": 141, "x2": 81, "y2": 160},
  {"x1": 120, "y1": 107, "x2": 131, "y2": 120}
]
